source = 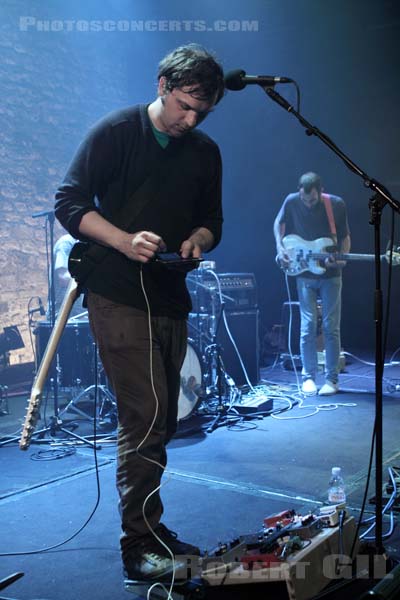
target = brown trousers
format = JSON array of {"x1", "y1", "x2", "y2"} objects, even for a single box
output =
[{"x1": 87, "y1": 291, "x2": 187, "y2": 559}]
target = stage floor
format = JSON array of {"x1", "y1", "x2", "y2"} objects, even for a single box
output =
[{"x1": 1, "y1": 350, "x2": 400, "y2": 599}]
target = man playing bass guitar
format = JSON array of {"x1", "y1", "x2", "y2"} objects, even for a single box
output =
[{"x1": 273, "y1": 172, "x2": 351, "y2": 396}]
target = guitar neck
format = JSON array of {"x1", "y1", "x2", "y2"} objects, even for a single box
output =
[
  {"x1": 312, "y1": 252, "x2": 379, "y2": 262},
  {"x1": 19, "y1": 279, "x2": 79, "y2": 451}
]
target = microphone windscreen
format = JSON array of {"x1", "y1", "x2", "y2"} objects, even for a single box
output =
[{"x1": 224, "y1": 69, "x2": 246, "y2": 91}]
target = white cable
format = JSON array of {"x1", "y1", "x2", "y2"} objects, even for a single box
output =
[
  {"x1": 138, "y1": 266, "x2": 175, "y2": 600},
  {"x1": 360, "y1": 466, "x2": 397, "y2": 540},
  {"x1": 206, "y1": 269, "x2": 256, "y2": 393},
  {"x1": 271, "y1": 273, "x2": 357, "y2": 420},
  {"x1": 283, "y1": 272, "x2": 302, "y2": 391},
  {"x1": 342, "y1": 350, "x2": 400, "y2": 368}
]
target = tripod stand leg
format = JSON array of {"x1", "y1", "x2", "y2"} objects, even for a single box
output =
[
  {"x1": 58, "y1": 426, "x2": 100, "y2": 449},
  {"x1": 206, "y1": 405, "x2": 242, "y2": 433},
  {"x1": 59, "y1": 384, "x2": 117, "y2": 423},
  {"x1": 0, "y1": 572, "x2": 24, "y2": 599},
  {"x1": 0, "y1": 434, "x2": 24, "y2": 447},
  {"x1": 58, "y1": 384, "x2": 97, "y2": 420},
  {"x1": 17, "y1": 416, "x2": 101, "y2": 450}
]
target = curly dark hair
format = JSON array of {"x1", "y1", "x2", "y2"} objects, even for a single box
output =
[{"x1": 157, "y1": 44, "x2": 225, "y2": 104}]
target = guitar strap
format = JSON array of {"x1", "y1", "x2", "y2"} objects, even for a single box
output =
[{"x1": 321, "y1": 193, "x2": 337, "y2": 243}]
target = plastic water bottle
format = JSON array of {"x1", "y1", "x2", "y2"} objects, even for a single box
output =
[{"x1": 328, "y1": 467, "x2": 346, "y2": 504}]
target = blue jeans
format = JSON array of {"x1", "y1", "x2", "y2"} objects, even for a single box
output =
[{"x1": 296, "y1": 276, "x2": 342, "y2": 384}]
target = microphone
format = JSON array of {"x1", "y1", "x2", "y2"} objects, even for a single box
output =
[
  {"x1": 38, "y1": 297, "x2": 46, "y2": 316},
  {"x1": 224, "y1": 69, "x2": 292, "y2": 91},
  {"x1": 29, "y1": 298, "x2": 46, "y2": 316}
]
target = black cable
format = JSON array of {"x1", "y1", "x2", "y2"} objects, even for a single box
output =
[
  {"x1": 338, "y1": 509, "x2": 346, "y2": 557},
  {"x1": 349, "y1": 427, "x2": 376, "y2": 559},
  {"x1": 30, "y1": 447, "x2": 76, "y2": 461},
  {"x1": 0, "y1": 348, "x2": 101, "y2": 558}
]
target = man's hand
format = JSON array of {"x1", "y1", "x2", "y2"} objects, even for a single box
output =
[
  {"x1": 78, "y1": 212, "x2": 166, "y2": 263},
  {"x1": 324, "y1": 254, "x2": 346, "y2": 269},
  {"x1": 119, "y1": 230, "x2": 167, "y2": 263},
  {"x1": 180, "y1": 239, "x2": 202, "y2": 259},
  {"x1": 180, "y1": 227, "x2": 214, "y2": 259},
  {"x1": 276, "y1": 247, "x2": 290, "y2": 269}
]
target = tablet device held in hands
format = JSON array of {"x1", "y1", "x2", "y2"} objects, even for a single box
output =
[{"x1": 154, "y1": 252, "x2": 203, "y2": 270}]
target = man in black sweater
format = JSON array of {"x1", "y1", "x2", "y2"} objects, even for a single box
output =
[{"x1": 55, "y1": 44, "x2": 224, "y2": 584}]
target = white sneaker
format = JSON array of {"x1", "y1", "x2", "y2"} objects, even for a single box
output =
[
  {"x1": 302, "y1": 379, "x2": 317, "y2": 395},
  {"x1": 318, "y1": 381, "x2": 339, "y2": 396}
]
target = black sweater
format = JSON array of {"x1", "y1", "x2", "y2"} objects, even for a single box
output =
[{"x1": 55, "y1": 104, "x2": 223, "y2": 317}]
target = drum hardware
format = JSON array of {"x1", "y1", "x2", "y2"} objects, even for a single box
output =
[
  {"x1": 58, "y1": 382, "x2": 117, "y2": 428},
  {"x1": 35, "y1": 320, "x2": 97, "y2": 389},
  {"x1": 187, "y1": 313, "x2": 213, "y2": 355},
  {"x1": 178, "y1": 340, "x2": 203, "y2": 421},
  {"x1": 0, "y1": 571, "x2": 25, "y2": 600},
  {"x1": 203, "y1": 343, "x2": 234, "y2": 400},
  {"x1": 58, "y1": 347, "x2": 117, "y2": 428},
  {"x1": 203, "y1": 331, "x2": 241, "y2": 433},
  {"x1": 68, "y1": 310, "x2": 88, "y2": 322},
  {"x1": 188, "y1": 267, "x2": 244, "y2": 432}
]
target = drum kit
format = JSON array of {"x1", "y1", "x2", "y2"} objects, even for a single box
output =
[
  {"x1": 34, "y1": 313, "x2": 117, "y2": 428},
  {"x1": 33, "y1": 262, "x2": 237, "y2": 432},
  {"x1": 180, "y1": 262, "x2": 239, "y2": 422}
]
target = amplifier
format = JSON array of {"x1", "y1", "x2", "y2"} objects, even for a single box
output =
[
  {"x1": 188, "y1": 272, "x2": 258, "y2": 312},
  {"x1": 217, "y1": 310, "x2": 260, "y2": 386}
]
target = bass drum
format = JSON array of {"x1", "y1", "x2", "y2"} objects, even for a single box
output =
[
  {"x1": 35, "y1": 319, "x2": 95, "y2": 388},
  {"x1": 178, "y1": 341, "x2": 203, "y2": 421}
]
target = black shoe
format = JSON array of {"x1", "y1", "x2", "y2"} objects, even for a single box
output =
[
  {"x1": 154, "y1": 523, "x2": 201, "y2": 556},
  {"x1": 123, "y1": 539, "x2": 186, "y2": 583}
]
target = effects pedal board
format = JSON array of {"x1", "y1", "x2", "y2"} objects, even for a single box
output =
[{"x1": 125, "y1": 509, "x2": 357, "y2": 600}]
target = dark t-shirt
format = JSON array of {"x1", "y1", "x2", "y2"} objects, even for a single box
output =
[
  {"x1": 55, "y1": 105, "x2": 223, "y2": 317},
  {"x1": 278, "y1": 192, "x2": 350, "y2": 278}
]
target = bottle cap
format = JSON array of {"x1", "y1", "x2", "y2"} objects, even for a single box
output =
[
  {"x1": 199, "y1": 260, "x2": 216, "y2": 270},
  {"x1": 332, "y1": 467, "x2": 342, "y2": 476}
]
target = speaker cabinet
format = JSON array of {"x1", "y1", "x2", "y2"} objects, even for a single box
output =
[{"x1": 217, "y1": 310, "x2": 260, "y2": 386}]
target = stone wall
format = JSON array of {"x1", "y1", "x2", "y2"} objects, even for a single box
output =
[{"x1": 0, "y1": 1, "x2": 130, "y2": 364}]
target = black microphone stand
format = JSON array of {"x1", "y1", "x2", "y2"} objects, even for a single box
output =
[{"x1": 261, "y1": 84, "x2": 400, "y2": 557}]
